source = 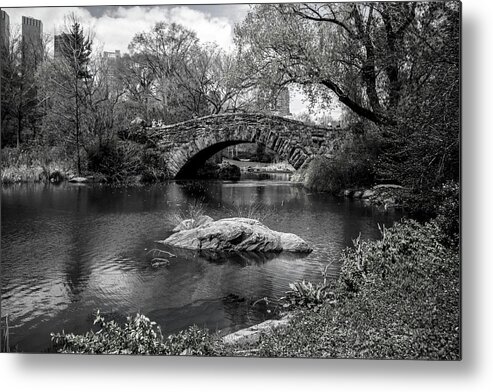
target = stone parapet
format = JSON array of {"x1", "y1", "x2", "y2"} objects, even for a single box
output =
[{"x1": 142, "y1": 113, "x2": 347, "y2": 178}]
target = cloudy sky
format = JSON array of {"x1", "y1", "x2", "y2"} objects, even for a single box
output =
[
  {"x1": 4, "y1": 4, "x2": 249, "y2": 53},
  {"x1": 3, "y1": 1, "x2": 341, "y2": 118}
]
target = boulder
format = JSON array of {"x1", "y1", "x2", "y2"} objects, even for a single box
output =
[
  {"x1": 353, "y1": 190, "x2": 363, "y2": 198},
  {"x1": 49, "y1": 170, "x2": 64, "y2": 183},
  {"x1": 68, "y1": 176, "x2": 88, "y2": 183},
  {"x1": 160, "y1": 217, "x2": 312, "y2": 253},
  {"x1": 222, "y1": 313, "x2": 295, "y2": 346},
  {"x1": 172, "y1": 215, "x2": 214, "y2": 232},
  {"x1": 373, "y1": 184, "x2": 404, "y2": 189},
  {"x1": 361, "y1": 189, "x2": 376, "y2": 199}
]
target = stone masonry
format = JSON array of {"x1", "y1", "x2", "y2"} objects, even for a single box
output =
[{"x1": 143, "y1": 113, "x2": 348, "y2": 179}]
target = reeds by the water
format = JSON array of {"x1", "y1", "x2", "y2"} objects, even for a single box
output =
[{"x1": 1, "y1": 314, "x2": 10, "y2": 353}]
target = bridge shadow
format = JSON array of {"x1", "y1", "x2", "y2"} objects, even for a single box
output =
[{"x1": 175, "y1": 140, "x2": 248, "y2": 179}]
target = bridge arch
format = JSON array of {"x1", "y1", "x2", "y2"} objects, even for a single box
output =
[{"x1": 144, "y1": 113, "x2": 343, "y2": 179}]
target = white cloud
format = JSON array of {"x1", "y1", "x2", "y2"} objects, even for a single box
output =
[
  {"x1": 169, "y1": 6, "x2": 233, "y2": 50},
  {"x1": 4, "y1": 5, "x2": 236, "y2": 54},
  {"x1": 4, "y1": 7, "x2": 93, "y2": 36},
  {"x1": 3, "y1": 3, "x2": 327, "y2": 116}
]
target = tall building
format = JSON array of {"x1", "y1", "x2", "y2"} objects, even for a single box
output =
[
  {"x1": 54, "y1": 33, "x2": 71, "y2": 58},
  {"x1": 22, "y1": 16, "x2": 43, "y2": 69},
  {"x1": 103, "y1": 50, "x2": 121, "y2": 61},
  {"x1": 0, "y1": 10, "x2": 10, "y2": 50},
  {"x1": 103, "y1": 50, "x2": 121, "y2": 78}
]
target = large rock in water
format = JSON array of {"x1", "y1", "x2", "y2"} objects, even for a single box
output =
[{"x1": 159, "y1": 217, "x2": 312, "y2": 253}]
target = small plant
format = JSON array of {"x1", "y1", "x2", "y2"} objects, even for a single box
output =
[
  {"x1": 165, "y1": 325, "x2": 216, "y2": 356},
  {"x1": 280, "y1": 264, "x2": 336, "y2": 310},
  {"x1": 51, "y1": 310, "x2": 216, "y2": 355},
  {"x1": 229, "y1": 201, "x2": 276, "y2": 221},
  {"x1": 1, "y1": 315, "x2": 10, "y2": 353},
  {"x1": 166, "y1": 200, "x2": 207, "y2": 228}
]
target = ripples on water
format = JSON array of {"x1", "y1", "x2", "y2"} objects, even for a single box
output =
[{"x1": 1, "y1": 175, "x2": 401, "y2": 352}]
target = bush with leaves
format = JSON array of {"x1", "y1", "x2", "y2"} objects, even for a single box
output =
[
  {"x1": 227, "y1": 220, "x2": 460, "y2": 359},
  {"x1": 140, "y1": 147, "x2": 169, "y2": 183},
  {"x1": 87, "y1": 140, "x2": 169, "y2": 184},
  {"x1": 435, "y1": 181, "x2": 460, "y2": 248},
  {"x1": 51, "y1": 310, "x2": 215, "y2": 355},
  {"x1": 280, "y1": 265, "x2": 336, "y2": 310},
  {"x1": 303, "y1": 130, "x2": 380, "y2": 194},
  {"x1": 403, "y1": 180, "x2": 460, "y2": 246},
  {"x1": 338, "y1": 220, "x2": 451, "y2": 294}
]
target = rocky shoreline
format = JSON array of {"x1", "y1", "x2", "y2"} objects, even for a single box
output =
[
  {"x1": 221, "y1": 313, "x2": 295, "y2": 346},
  {"x1": 337, "y1": 184, "x2": 410, "y2": 209}
]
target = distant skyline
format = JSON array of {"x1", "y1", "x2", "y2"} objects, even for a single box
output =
[
  {"x1": 2, "y1": 2, "x2": 342, "y2": 118},
  {"x1": 3, "y1": 4, "x2": 249, "y2": 52}
]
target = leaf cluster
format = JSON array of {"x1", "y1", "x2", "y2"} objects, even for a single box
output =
[{"x1": 51, "y1": 310, "x2": 215, "y2": 355}]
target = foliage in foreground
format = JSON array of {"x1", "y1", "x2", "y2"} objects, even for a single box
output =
[
  {"x1": 280, "y1": 265, "x2": 336, "y2": 310},
  {"x1": 223, "y1": 220, "x2": 460, "y2": 359},
  {"x1": 51, "y1": 311, "x2": 215, "y2": 355},
  {"x1": 50, "y1": 218, "x2": 459, "y2": 359},
  {"x1": 405, "y1": 181, "x2": 460, "y2": 248}
]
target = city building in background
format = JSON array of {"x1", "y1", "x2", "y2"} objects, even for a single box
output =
[
  {"x1": 0, "y1": 10, "x2": 10, "y2": 51},
  {"x1": 103, "y1": 49, "x2": 121, "y2": 79},
  {"x1": 54, "y1": 32, "x2": 70, "y2": 58},
  {"x1": 21, "y1": 16, "x2": 43, "y2": 69},
  {"x1": 103, "y1": 49, "x2": 121, "y2": 62}
]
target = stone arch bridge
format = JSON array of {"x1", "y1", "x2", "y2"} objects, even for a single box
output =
[{"x1": 142, "y1": 113, "x2": 347, "y2": 179}]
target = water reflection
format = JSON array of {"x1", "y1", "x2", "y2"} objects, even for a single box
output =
[{"x1": 1, "y1": 176, "x2": 401, "y2": 352}]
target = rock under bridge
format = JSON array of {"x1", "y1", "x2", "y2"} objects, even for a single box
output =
[{"x1": 142, "y1": 113, "x2": 347, "y2": 179}]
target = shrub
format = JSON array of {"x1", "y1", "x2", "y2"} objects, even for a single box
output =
[
  {"x1": 87, "y1": 141, "x2": 169, "y2": 184},
  {"x1": 403, "y1": 180, "x2": 460, "y2": 247},
  {"x1": 51, "y1": 310, "x2": 215, "y2": 355},
  {"x1": 87, "y1": 141, "x2": 140, "y2": 182},
  {"x1": 303, "y1": 154, "x2": 374, "y2": 194},
  {"x1": 280, "y1": 265, "x2": 337, "y2": 310},
  {"x1": 234, "y1": 220, "x2": 460, "y2": 359},
  {"x1": 435, "y1": 181, "x2": 460, "y2": 248},
  {"x1": 166, "y1": 200, "x2": 207, "y2": 228},
  {"x1": 338, "y1": 220, "x2": 450, "y2": 293}
]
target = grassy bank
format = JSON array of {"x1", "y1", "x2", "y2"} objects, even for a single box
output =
[
  {"x1": 1, "y1": 147, "x2": 73, "y2": 184},
  {"x1": 49, "y1": 218, "x2": 460, "y2": 359},
  {"x1": 221, "y1": 220, "x2": 460, "y2": 359},
  {"x1": 1, "y1": 142, "x2": 170, "y2": 185}
]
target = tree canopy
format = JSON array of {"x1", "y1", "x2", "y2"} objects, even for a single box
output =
[{"x1": 235, "y1": 2, "x2": 460, "y2": 188}]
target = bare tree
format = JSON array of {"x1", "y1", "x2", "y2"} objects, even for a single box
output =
[
  {"x1": 1, "y1": 26, "x2": 51, "y2": 147},
  {"x1": 38, "y1": 13, "x2": 93, "y2": 175}
]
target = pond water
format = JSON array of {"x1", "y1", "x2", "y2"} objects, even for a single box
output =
[{"x1": 1, "y1": 173, "x2": 402, "y2": 352}]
